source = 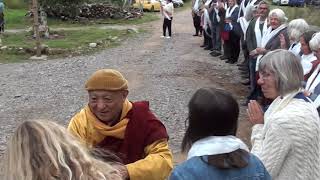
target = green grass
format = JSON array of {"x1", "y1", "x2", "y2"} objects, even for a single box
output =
[
  {"x1": 0, "y1": 28, "x2": 135, "y2": 63},
  {"x1": 5, "y1": 9, "x2": 29, "y2": 29},
  {"x1": 269, "y1": 3, "x2": 320, "y2": 26}
]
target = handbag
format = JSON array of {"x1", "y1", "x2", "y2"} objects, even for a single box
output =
[{"x1": 221, "y1": 23, "x2": 231, "y2": 41}]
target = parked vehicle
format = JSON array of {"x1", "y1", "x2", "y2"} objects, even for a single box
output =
[
  {"x1": 311, "y1": 0, "x2": 320, "y2": 6},
  {"x1": 289, "y1": 0, "x2": 305, "y2": 6},
  {"x1": 133, "y1": 0, "x2": 161, "y2": 12},
  {"x1": 172, "y1": 0, "x2": 184, "y2": 7},
  {"x1": 273, "y1": 0, "x2": 289, "y2": 5}
]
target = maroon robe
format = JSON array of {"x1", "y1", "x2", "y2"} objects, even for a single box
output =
[{"x1": 96, "y1": 101, "x2": 169, "y2": 164}]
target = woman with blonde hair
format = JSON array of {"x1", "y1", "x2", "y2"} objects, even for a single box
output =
[{"x1": 3, "y1": 120, "x2": 123, "y2": 180}]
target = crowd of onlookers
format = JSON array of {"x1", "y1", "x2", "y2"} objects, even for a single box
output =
[{"x1": 191, "y1": 0, "x2": 320, "y2": 110}]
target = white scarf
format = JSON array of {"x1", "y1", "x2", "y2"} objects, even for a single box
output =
[
  {"x1": 239, "y1": 17, "x2": 249, "y2": 39},
  {"x1": 187, "y1": 136, "x2": 249, "y2": 160},
  {"x1": 288, "y1": 42, "x2": 301, "y2": 57},
  {"x1": 225, "y1": 5, "x2": 238, "y2": 19},
  {"x1": 306, "y1": 64, "x2": 320, "y2": 93},
  {"x1": 214, "y1": 6, "x2": 220, "y2": 22},
  {"x1": 264, "y1": 90, "x2": 306, "y2": 124},
  {"x1": 203, "y1": 8, "x2": 212, "y2": 35},
  {"x1": 238, "y1": 0, "x2": 247, "y2": 20},
  {"x1": 193, "y1": 0, "x2": 200, "y2": 13},
  {"x1": 256, "y1": 24, "x2": 287, "y2": 71},
  {"x1": 301, "y1": 53, "x2": 317, "y2": 75},
  {"x1": 254, "y1": 17, "x2": 268, "y2": 48}
]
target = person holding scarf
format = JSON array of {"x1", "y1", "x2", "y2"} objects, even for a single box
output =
[
  {"x1": 68, "y1": 69, "x2": 173, "y2": 180},
  {"x1": 250, "y1": 9, "x2": 289, "y2": 72},
  {"x1": 223, "y1": 0, "x2": 241, "y2": 64},
  {"x1": 170, "y1": 87, "x2": 271, "y2": 180},
  {"x1": 244, "y1": 1, "x2": 269, "y2": 104},
  {"x1": 299, "y1": 31, "x2": 319, "y2": 80},
  {"x1": 304, "y1": 32, "x2": 320, "y2": 111},
  {"x1": 192, "y1": 0, "x2": 204, "y2": 36},
  {"x1": 248, "y1": 49, "x2": 320, "y2": 179},
  {"x1": 161, "y1": 0, "x2": 174, "y2": 38},
  {"x1": 201, "y1": 0, "x2": 213, "y2": 50}
]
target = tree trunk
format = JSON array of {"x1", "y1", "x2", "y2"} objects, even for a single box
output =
[{"x1": 32, "y1": 0, "x2": 41, "y2": 57}]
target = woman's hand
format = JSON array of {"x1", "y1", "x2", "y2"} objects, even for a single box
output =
[
  {"x1": 279, "y1": 33, "x2": 287, "y2": 49},
  {"x1": 249, "y1": 49, "x2": 257, "y2": 56},
  {"x1": 247, "y1": 100, "x2": 264, "y2": 125},
  {"x1": 304, "y1": 90, "x2": 311, "y2": 97},
  {"x1": 255, "y1": 47, "x2": 266, "y2": 55}
]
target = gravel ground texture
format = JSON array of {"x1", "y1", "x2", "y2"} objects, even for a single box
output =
[{"x1": 0, "y1": 9, "x2": 252, "y2": 164}]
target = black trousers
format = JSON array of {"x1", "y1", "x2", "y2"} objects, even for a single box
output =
[
  {"x1": 224, "y1": 30, "x2": 240, "y2": 62},
  {"x1": 163, "y1": 17, "x2": 172, "y2": 37},
  {"x1": 0, "y1": 13, "x2": 4, "y2": 32},
  {"x1": 193, "y1": 15, "x2": 202, "y2": 35}
]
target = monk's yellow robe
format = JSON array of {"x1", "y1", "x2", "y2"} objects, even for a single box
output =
[{"x1": 68, "y1": 99, "x2": 173, "y2": 180}]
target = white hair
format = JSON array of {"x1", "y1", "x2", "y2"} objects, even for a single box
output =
[
  {"x1": 268, "y1": 9, "x2": 288, "y2": 24},
  {"x1": 309, "y1": 32, "x2": 320, "y2": 51},
  {"x1": 288, "y1": 19, "x2": 309, "y2": 41}
]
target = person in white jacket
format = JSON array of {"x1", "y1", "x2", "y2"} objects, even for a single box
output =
[
  {"x1": 161, "y1": 0, "x2": 174, "y2": 38},
  {"x1": 247, "y1": 49, "x2": 320, "y2": 180}
]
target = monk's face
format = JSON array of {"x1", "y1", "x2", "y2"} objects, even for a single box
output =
[{"x1": 88, "y1": 90, "x2": 128, "y2": 124}]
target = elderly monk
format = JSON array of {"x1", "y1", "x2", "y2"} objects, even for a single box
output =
[{"x1": 68, "y1": 69, "x2": 173, "y2": 180}]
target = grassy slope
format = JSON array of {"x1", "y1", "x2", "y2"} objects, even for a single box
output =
[{"x1": 1, "y1": 8, "x2": 159, "y2": 63}]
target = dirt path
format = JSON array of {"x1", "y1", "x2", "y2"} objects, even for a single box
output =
[{"x1": 0, "y1": 8, "x2": 252, "y2": 164}]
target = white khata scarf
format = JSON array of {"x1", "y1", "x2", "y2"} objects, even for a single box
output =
[
  {"x1": 193, "y1": 0, "x2": 200, "y2": 13},
  {"x1": 187, "y1": 136, "x2": 249, "y2": 160},
  {"x1": 288, "y1": 42, "x2": 301, "y2": 57},
  {"x1": 306, "y1": 64, "x2": 320, "y2": 94},
  {"x1": 254, "y1": 17, "x2": 268, "y2": 48},
  {"x1": 301, "y1": 53, "x2": 317, "y2": 75},
  {"x1": 256, "y1": 24, "x2": 287, "y2": 71}
]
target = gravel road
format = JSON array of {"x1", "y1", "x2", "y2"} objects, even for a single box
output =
[{"x1": 0, "y1": 8, "x2": 252, "y2": 163}]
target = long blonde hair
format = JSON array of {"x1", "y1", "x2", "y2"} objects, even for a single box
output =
[{"x1": 3, "y1": 120, "x2": 123, "y2": 180}]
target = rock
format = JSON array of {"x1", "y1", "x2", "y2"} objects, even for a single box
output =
[
  {"x1": 0, "y1": 46, "x2": 7, "y2": 50},
  {"x1": 29, "y1": 55, "x2": 48, "y2": 60},
  {"x1": 89, "y1": 43, "x2": 97, "y2": 48},
  {"x1": 127, "y1": 28, "x2": 139, "y2": 33}
]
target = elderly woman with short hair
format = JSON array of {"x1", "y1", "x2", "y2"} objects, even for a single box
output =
[
  {"x1": 300, "y1": 30, "x2": 319, "y2": 80},
  {"x1": 247, "y1": 49, "x2": 320, "y2": 179},
  {"x1": 305, "y1": 32, "x2": 320, "y2": 109},
  {"x1": 285, "y1": 18, "x2": 309, "y2": 57},
  {"x1": 250, "y1": 9, "x2": 290, "y2": 71}
]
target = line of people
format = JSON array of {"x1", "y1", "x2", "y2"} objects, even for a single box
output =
[{"x1": 192, "y1": 0, "x2": 320, "y2": 113}]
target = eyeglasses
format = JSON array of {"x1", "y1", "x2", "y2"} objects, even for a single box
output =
[{"x1": 259, "y1": 71, "x2": 273, "y2": 80}]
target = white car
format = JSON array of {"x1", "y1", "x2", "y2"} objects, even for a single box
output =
[
  {"x1": 172, "y1": 0, "x2": 184, "y2": 7},
  {"x1": 273, "y1": 0, "x2": 289, "y2": 5}
]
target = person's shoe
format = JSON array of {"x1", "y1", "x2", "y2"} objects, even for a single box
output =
[
  {"x1": 240, "y1": 71, "x2": 249, "y2": 75},
  {"x1": 160, "y1": 35, "x2": 165, "y2": 38},
  {"x1": 241, "y1": 74, "x2": 250, "y2": 79},
  {"x1": 241, "y1": 80, "x2": 250, "y2": 85},
  {"x1": 166, "y1": 36, "x2": 171, "y2": 39},
  {"x1": 238, "y1": 66, "x2": 248, "y2": 71},
  {"x1": 226, "y1": 60, "x2": 236, "y2": 64},
  {"x1": 200, "y1": 44, "x2": 206, "y2": 47},
  {"x1": 210, "y1": 51, "x2": 222, "y2": 57},
  {"x1": 204, "y1": 46, "x2": 212, "y2": 50},
  {"x1": 193, "y1": 34, "x2": 198, "y2": 36},
  {"x1": 220, "y1": 55, "x2": 228, "y2": 60}
]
